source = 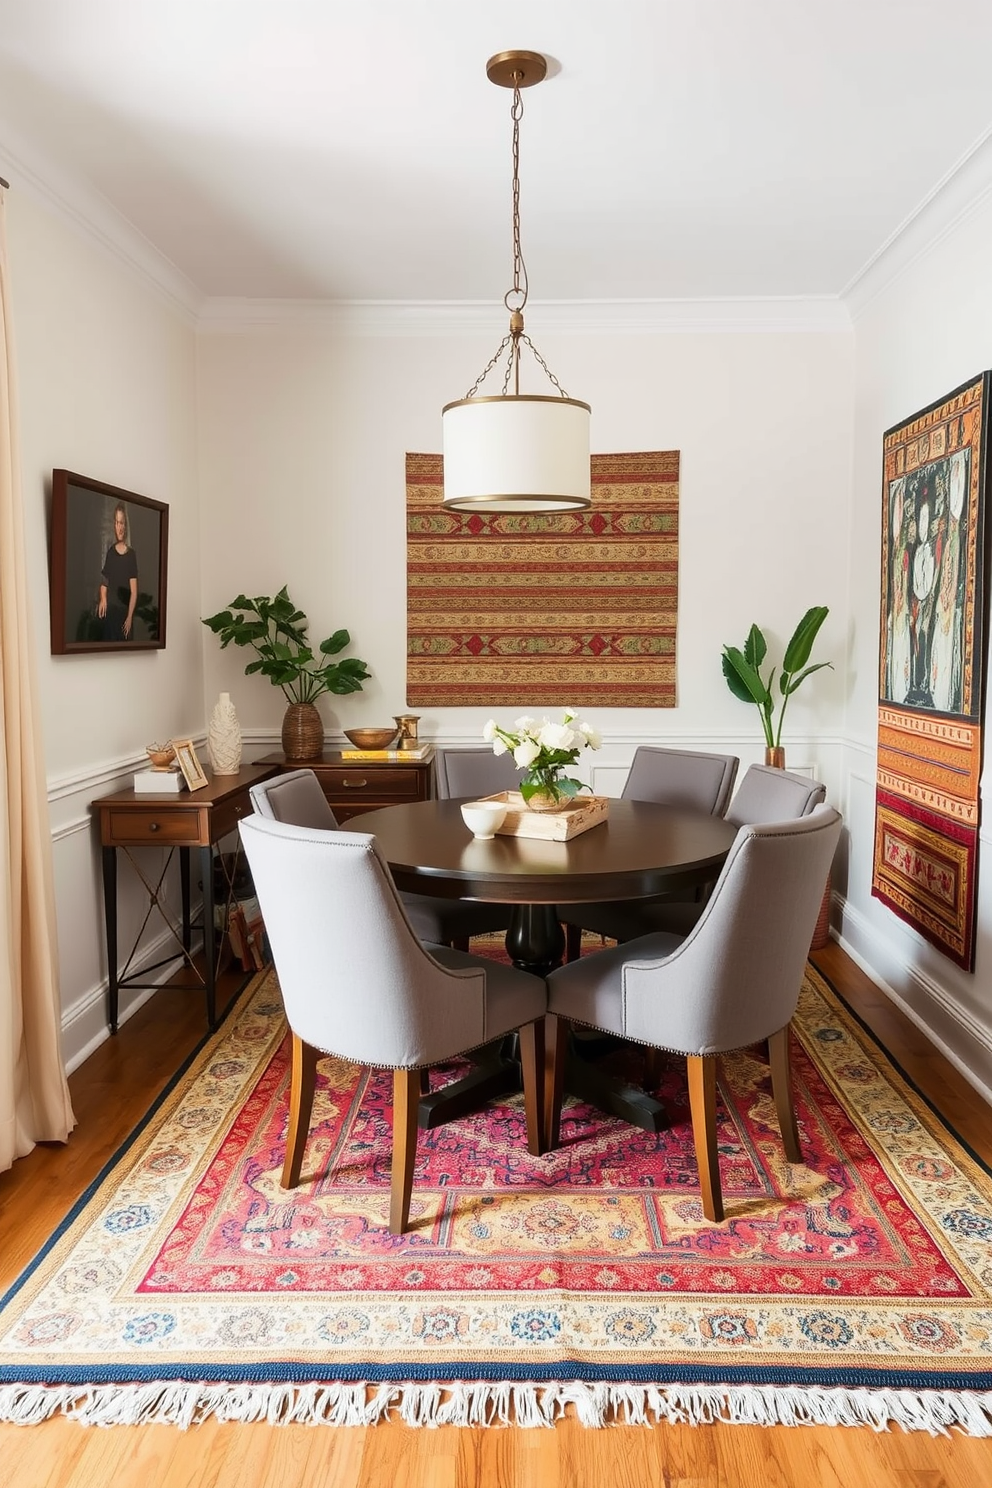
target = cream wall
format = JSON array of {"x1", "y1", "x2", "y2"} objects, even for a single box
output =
[
  {"x1": 839, "y1": 188, "x2": 992, "y2": 1099},
  {"x1": 197, "y1": 316, "x2": 854, "y2": 781},
  {"x1": 6, "y1": 187, "x2": 204, "y2": 1068}
]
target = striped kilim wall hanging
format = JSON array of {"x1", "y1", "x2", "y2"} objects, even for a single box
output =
[
  {"x1": 872, "y1": 372, "x2": 990, "y2": 971},
  {"x1": 406, "y1": 450, "x2": 679, "y2": 708}
]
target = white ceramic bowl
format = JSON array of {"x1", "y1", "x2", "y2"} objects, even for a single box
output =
[{"x1": 460, "y1": 801, "x2": 508, "y2": 840}]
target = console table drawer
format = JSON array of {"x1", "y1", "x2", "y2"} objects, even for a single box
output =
[
  {"x1": 322, "y1": 767, "x2": 422, "y2": 797},
  {"x1": 211, "y1": 797, "x2": 253, "y2": 840},
  {"x1": 105, "y1": 808, "x2": 201, "y2": 845}
]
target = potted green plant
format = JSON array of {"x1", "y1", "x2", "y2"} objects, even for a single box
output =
[
  {"x1": 202, "y1": 586, "x2": 371, "y2": 761},
  {"x1": 721, "y1": 606, "x2": 832, "y2": 767}
]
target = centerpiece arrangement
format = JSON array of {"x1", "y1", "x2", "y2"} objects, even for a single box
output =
[{"x1": 483, "y1": 709, "x2": 601, "y2": 810}]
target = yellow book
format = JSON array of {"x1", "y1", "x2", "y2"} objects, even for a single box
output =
[{"x1": 339, "y1": 745, "x2": 433, "y2": 761}]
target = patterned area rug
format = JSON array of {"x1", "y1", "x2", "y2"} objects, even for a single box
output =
[
  {"x1": 406, "y1": 450, "x2": 679, "y2": 708},
  {"x1": 2, "y1": 962, "x2": 992, "y2": 1433}
]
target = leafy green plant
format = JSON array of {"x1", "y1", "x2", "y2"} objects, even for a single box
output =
[
  {"x1": 202, "y1": 586, "x2": 371, "y2": 705},
  {"x1": 721, "y1": 606, "x2": 832, "y2": 750}
]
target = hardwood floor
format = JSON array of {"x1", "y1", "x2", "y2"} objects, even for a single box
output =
[{"x1": 1, "y1": 941, "x2": 990, "y2": 1486}]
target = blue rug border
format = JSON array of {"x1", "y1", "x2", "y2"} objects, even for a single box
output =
[
  {"x1": 2, "y1": 960, "x2": 991, "y2": 1398},
  {"x1": 2, "y1": 1359, "x2": 991, "y2": 1391}
]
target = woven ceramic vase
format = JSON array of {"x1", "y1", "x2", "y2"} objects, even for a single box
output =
[{"x1": 207, "y1": 692, "x2": 242, "y2": 775}]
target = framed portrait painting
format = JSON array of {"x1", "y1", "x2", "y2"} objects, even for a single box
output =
[
  {"x1": 873, "y1": 371, "x2": 991, "y2": 970},
  {"x1": 49, "y1": 470, "x2": 169, "y2": 653}
]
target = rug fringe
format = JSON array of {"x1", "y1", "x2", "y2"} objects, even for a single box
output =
[{"x1": 3, "y1": 1380, "x2": 992, "y2": 1434}]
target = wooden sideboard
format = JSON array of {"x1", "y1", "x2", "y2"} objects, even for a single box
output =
[{"x1": 254, "y1": 748, "x2": 435, "y2": 822}]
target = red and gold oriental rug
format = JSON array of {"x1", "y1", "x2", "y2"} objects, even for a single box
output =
[
  {"x1": 2, "y1": 961, "x2": 992, "y2": 1433},
  {"x1": 405, "y1": 450, "x2": 679, "y2": 708}
]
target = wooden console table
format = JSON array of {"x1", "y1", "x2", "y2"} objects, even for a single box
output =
[
  {"x1": 92, "y1": 764, "x2": 279, "y2": 1033},
  {"x1": 255, "y1": 747, "x2": 434, "y2": 822}
]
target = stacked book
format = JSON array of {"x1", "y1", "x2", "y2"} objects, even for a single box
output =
[
  {"x1": 133, "y1": 768, "x2": 185, "y2": 793},
  {"x1": 339, "y1": 744, "x2": 434, "y2": 761}
]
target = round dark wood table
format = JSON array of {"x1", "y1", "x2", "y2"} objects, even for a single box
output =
[{"x1": 353, "y1": 798, "x2": 737, "y2": 1132}]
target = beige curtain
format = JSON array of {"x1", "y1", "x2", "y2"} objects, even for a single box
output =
[{"x1": 0, "y1": 186, "x2": 75, "y2": 1169}]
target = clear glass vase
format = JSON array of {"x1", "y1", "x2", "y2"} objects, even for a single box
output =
[{"x1": 523, "y1": 775, "x2": 567, "y2": 812}]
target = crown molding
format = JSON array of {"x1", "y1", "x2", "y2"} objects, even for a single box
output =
[
  {"x1": 15, "y1": 89, "x2": 989, "y2": 337},
  {"x1": 195, "y1": 295, "x2": 852, "y2": 336},
  {"x1": 0, "y1": 125, "x2": 203, "y2": 322},
  {"x1": 842, "y1": 125, "x2": 992, "y2": 321}
]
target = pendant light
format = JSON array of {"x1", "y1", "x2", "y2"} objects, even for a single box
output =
[{"x1": 441, "y1": 51, "x2": 591, "y2": 514}]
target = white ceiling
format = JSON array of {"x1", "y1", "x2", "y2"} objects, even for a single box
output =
[{"x1": 2, "y1": 0, "x2": 992, "y2": 305}]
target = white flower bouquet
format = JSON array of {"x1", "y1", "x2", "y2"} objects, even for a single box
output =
[{"x1": 483, "y1": 709, "x2": 601, "y2": 807}]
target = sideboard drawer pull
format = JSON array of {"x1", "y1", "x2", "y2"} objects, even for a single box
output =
[
  {"x1": 342, "y1": 777, "x2": 369, "y2": 788},
  {"x1": 149, "y1": 821, "x2": 160, "y2": 832}
]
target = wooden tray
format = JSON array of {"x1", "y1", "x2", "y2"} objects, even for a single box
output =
[{"x1": 478, "y1": 790, "x2": 609, "y2": 841}]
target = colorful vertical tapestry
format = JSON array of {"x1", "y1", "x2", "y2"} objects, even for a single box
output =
[
  {"x1": 406, "y1": 450, "x2": 679, "y2": 708},
  {"x1": 872, "y1": 372, "x2": 991, "y2": 970}
]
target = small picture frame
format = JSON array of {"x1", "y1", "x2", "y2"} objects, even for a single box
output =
[{"x1": 172, "y1": 738, "x2": 208, "y2": 792}]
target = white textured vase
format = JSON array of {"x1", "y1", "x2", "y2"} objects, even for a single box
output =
[{"x1": 207, "y1": 691, "x2": 242, "y2": 775}]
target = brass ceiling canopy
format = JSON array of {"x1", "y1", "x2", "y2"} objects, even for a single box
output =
[
  {"x1": 440, "y1": 49, "x2": 591, "y2": 514},
  {"x1": 485, "y1": 50, "x2": 548, "y2": 89}
]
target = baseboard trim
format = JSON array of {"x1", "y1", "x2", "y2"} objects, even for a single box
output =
[
  {"x1": 61, "y1": 921, "x2": 203, "y2": 1074},
  {"x1": 834, "y1": 898, "x2": 992, "y2": 1107}
]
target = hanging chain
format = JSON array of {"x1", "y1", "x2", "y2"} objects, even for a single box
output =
[
  {"x1": 460, "y1": 68, "x2": 570, "y2": 401},
  {"x1": 463, "y1": 334, "x2": 513, "y2": 400},
  {"x1": 504, "y1": 81, "x2": 528, "y2": 315},
  {"x1": 519, "y1": 335, "x2": 569, "y2": 397}
]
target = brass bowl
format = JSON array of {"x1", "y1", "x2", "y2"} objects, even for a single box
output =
[
  {"x1": 343, "y1": 727, "x2": 398, "y2": 750},
  {"x1": 146, "y1": 742, "x2": 176, "y2": 769}
]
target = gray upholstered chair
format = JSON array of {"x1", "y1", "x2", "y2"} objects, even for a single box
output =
[
  {"x1": 239, "y1": 813, "x2": 547, "y2": 1233},
  {"x1": 435, "y1": 745, "x2": 521, "y2": 801},
  {"x1": 545, "y1": 804, "x2": 843, "y2": 1222},
  {"x1": 564, "y1": 761, "x2": 825, "y2": 951},
  {"x1": 250, "y1": 768, "x2": 512, "y2": 949},
  {"x1": 725, "y1": 764, "x2": 826, "y2": 828},
  {"x1": 560, "y1": 746, "x2": 740, "y2": 959}
]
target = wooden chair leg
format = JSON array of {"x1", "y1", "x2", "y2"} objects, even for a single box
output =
[
  {"x1": 390, "y1": 1067, "x2": 422, "y2": 1234},
  {"x1": 543, "y1": 1013, "x2": 570, "y2": 1150},
  {"x1": 768, "y1": 1023, "x2": 803, "y2": 1164},
  {"x1": 518, "y1": 1017, "x2": 546, "y2": 1155},
  {"x1": 565, "y1": 923, "x2": 582, "y2": 963},
  {"x1": 282, "y1": 1034, "x2": 320, "y2": 1188},
  {"x1": 687, "y1": 1054, "x2": 724, "y2": 1223}
]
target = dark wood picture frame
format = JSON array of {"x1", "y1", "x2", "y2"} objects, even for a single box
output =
[{"x1": 49, "y1": 470, "x2": 169, "y2": 654}]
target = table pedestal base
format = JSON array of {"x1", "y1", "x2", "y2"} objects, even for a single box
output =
[
  {"x1": 565, "y1": 1044, "x2": 667, "y2": 1133},
  {"x1": 418, "y1": 905, "x2": 560, "y2": 1129},
  {"x1": 419, "y1": 1038, "x2": 521, "y2": 1129},
  {"x1": 418, "y1": 905, "x2": 668, "y2": 1135}
]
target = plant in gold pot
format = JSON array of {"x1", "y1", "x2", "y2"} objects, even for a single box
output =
[
  {"x1": 202, "y1": 586, "x2": 371, "y2": 762},
  {"x1": 721, "y1": 606, "x2": 832, "y2": 768}
]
